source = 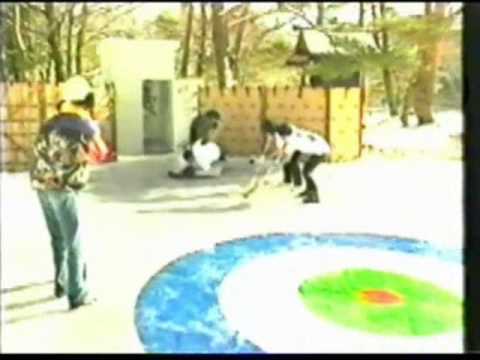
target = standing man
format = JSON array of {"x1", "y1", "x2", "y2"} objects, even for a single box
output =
[
  {"x1": 275, "y1": 123, "x2": 331, "y2": 204},
  {"x1": 30, "y1": 76, "x2": 108, "y2": 310}
]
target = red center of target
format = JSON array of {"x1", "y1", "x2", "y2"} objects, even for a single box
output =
[{"x1": 360, "y1": 290, "x2": 404, "y2": 305}]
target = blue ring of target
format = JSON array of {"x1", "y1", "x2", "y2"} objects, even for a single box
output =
[{"x1": 134, "y1": 233, "x2": 462, "y2": 353}]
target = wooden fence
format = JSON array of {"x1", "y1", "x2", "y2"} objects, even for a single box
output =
[
  {"x1": 199, "y1": 85, "x2": 367, "y2": 161},
  {"x1": 0, "y1": 83, "x2": 115, "y2": 172},
  {"x1": 1, "y1": 82, "x2": 366, "y2": 172}
]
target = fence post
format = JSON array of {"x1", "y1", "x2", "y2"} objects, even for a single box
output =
[{"x1": 325, "y1": 86, "x2": 331, "y2": 144}]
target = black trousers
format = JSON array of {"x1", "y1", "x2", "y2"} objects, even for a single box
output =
[
  {"x1": 283, "y1": 151, "x2": 303, "y2": 187},
  {"x1": 284, "y1": 151, "x2": 328, "y2": 195}
]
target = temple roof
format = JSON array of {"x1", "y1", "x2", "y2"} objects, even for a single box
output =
[{"x1": 286, "y1": 30, "x2": 375, "y2": 66}]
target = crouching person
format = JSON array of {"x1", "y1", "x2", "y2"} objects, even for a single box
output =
[
  {"x1": 248, "y1": 119, "x2": 287, "y2": 186},
  {"x1": 168, "y1": 139, "x2": 225, "y2": 179},
  {"x1": 169, "y1": 109, "x2": 227, "y2": 179},
  {"x1": 275, "y1": 123, "x2": 331, "y2": 204}
]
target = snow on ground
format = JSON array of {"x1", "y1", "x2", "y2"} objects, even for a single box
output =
[{"x1": 362, "y1": 110, "x2": 463, "y2": 159}]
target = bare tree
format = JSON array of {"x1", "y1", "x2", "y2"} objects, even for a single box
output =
[
  {"x1": 425, "y1": 2, "x2": 433, "y2": 15},
  {"x1": 195, "y1": 3, "x2": 207, "y2": 77},
  {"x1": 371, "y1": 2, "x2": 398, "y2": 116},
  {"x1": 316, "y1": 3, "x2": 325, "y2": 26},
  {"x1": 230, "y1": 4, "x2": 250, "y2": 81},
  {"x1": 359, "y1": 2, "x2": 365, "y2": 27},
  {"x1": 211, "y1": 3, "x2": 228, "y2": 88},
  {"x1": 0, "y1": 3, "x2": 8, "y2": 82},
  {"x1": 75, "y1": 3, "x2": 88, "y2": 75},
  {"x1": 413, "y1": 2, "x2": 448, "y2": 125},
  {"x1": 180, "y1": 3, "x2": 194, "y2": 77},
  {"x1": 13, "y1": 4, "x2": 27, "y2": 81},
  {"x1": 45, "y1": 3, "x2": 66, "y2": 82},
  {"x1": 66, "y1": 3, "x2": 76, "y2": 77}
]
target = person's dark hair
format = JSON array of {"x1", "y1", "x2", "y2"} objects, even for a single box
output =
[
  {"x1": 276, "y1": 123, "x2": 292, "y2": 136},
  {"x1": 71, "y1": 92, "x2": 95, "y2": 111},
  {"x1": 261, "y1": 119, "x2": 276, "y2": 134},
  {"x1": 205, "y1": 109, "x2": 221, "y2": 120}
]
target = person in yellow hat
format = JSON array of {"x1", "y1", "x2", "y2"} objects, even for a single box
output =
[{"x1": 30, "y1": 75, "x2": 107, "y2": 310}]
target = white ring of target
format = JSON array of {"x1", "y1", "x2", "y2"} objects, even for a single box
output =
[{"x1": 218, "y1": 247, "x2": 463, "y2": 353}]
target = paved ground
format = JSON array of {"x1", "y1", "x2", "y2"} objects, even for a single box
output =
[{"x1": 0, "y1": 119, "x2": 463, "y2": 353}]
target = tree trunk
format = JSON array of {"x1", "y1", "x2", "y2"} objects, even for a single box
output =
[
  {"x1": 412, "y1": 54, "x2": 436, "y2": 125},
  {"x1": 371, "y1": 2, "x2": 398, "y2": 117},
  {"x1": 400, "y1": 78, "x2": 416, "y2": 127},
  {"x1": 413, "y1": 2, "x2": 447, "y2": 126},
  {"x1": 230, "y1": 4, "x2": 249, "y2": 81},
  {"x1": 180, "y1": 3, "x2": 194, "y2": 78},
  {"x1": 76, "y1": 3, "x2": 88, "y2": 75},
  {"x1": 66, "y1": 4, "x2": 75, "y2": 77},
  {"x1": 5, "y1": 20, "x2": 20, "y2": 82},
  {"x1": 45, "y1": 3, "x2": 65, "y2": 83},
  {"x1": 359, "y1": 2, "x2": 365, "y2": 27},
  {"x1": 196, "y1": 3, "x2": 207, "y2": 77},
  {"x1": 380, "y1": 3, "x2": 398, "y2": 116},
  {"x1": 22, "y1": 5, "x2": 37, "y2": 80},
  {"x1": 382, "y1": 69, "x2": 398, "y2": 116},
  {"x1": 425, "y1": 2, "x2": 433, "y2": 15},
  {"x1": 13, "y1": 4, "x2": 27, "y2": 81},
  {"x1": 211, "y1": 3, "x2": 228, "y2": 88},
  {"x1": 316, "y1": 3, "x2": 325, "y2": 26},
  {"x1": 0, "y1": 3, "x2": 7, "y2": 82}
]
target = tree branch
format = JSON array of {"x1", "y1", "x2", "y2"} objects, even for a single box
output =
[
  {"x1": 370, "y1": 3, "x2": 382, "y2": 50},
  {"x1": 228, "y1": 8, "x2": 280, "y2": 28},
  {"x1": 83, "y1": 4, "x2": 141, "y2": 45},
  {"x1": 22, "y1": 2, "x2": 47, "y2": 16},
  {"x1": 220, "y1": 4, "x2": 245, "y2": 18},
  {"x1": 280, "y1": 3, "x2": 316, "y2": 28},
  {"x1": 14, "y1": 5, "x2": 26, "y2": 52}
]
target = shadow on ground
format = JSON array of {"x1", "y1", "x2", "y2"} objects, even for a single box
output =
[
  {"x1": 6, "y1": 309, "x2": 69, "y2": 325},
  {"x1": 137, "y1": 202, "x2": 251, "y2": 214},
  {"x1": 1, "y1": 280, "x2": 53, "y2": 295},
  {"x1": 86, "y1": 155, "x2": 256, "y2": 205}
]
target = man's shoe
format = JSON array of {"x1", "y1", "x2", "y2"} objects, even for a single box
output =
[
  {"x1": 69, "y1": 295, "x2": 97, "y2": 310},
  {"x1": 303, "y1": 192, "x2": 320, "y2": 204},
  {"x1": 182, "y1": 166, "x2": 196, "y2": 177},
  {"x1": 55, "y1": 286, "x2": 65, "y2": 298},
  {"x1": 296, "y1": 189, "x2": 309, "y2": 198}
]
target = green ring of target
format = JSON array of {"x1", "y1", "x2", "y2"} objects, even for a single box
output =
[{"x1": 298, "y1": 269, "x2": 462, "y2": 336}]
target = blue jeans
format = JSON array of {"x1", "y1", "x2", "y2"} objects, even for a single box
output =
[{"x1": 37, "y1": 190, "x2": 88, "y2": 306}]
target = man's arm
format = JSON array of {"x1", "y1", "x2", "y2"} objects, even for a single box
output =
[
  {"x1": 91, "y1": 134, "x2": 108, "y2": 157},
  {"x1": 259, "y1": 134, "x2": 274, "y2": 162},
  {"x1": 86, "y1": 121, "x2": 108, "y2": 160}
]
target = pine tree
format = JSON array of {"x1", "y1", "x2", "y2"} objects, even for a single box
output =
[{"x1": 305, "y1": 6, "x2": 457, "y2": 126}]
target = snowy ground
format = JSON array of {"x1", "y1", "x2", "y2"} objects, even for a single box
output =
[
  {"x1": 0, "y1": 112, "x2": 464, "y2": 353},
  {"x1": 362, "y1": 109, "x2": 462, "y2": 159}
]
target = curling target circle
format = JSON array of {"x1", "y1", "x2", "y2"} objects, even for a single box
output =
[{"x1": 134, "y1": 233, "x2": 462, "y2": 353}]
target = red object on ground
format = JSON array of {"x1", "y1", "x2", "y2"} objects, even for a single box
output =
[
  {"x1": 360, "y1": 290, "x2": 404, "y2": 305},
  {"x1": 89, "y1": 145, "x2": 117, "y2": 164}
]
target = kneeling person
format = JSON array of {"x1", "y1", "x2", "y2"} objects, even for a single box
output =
[{"x1": 168, "y1": 139, "x2": 225, "y2": 179}]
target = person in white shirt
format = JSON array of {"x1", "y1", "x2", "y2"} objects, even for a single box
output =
[
  {"x1": 252, "y1": 119, "x2": 302, "y2": 186},
  {"x1": 168, "y1": 110, "x2": 226, "y2": 179},
  {"x1": 275, "y1": 122, "x2": 331, "y2": 204},
  {"x1": 168, "y1": 138, "x2": 224, "y2": 179}
]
